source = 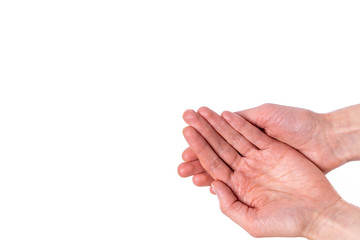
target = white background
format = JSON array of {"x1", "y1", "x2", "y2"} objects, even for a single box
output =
[{"x1": 0, "y1": 1, "x2": 360, "y2": 239}]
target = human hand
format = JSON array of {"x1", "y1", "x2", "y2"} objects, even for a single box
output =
[
  {"x1": 178, "y1": 104, "x2": 351, "y2": 189},
  {"x1": 235, "y1": 103, "x2": 347, "y2": 172},
  {"x1": 181, "y1": 107, "x2": 342, "y2": 238}
]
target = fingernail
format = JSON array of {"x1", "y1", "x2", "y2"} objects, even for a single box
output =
[{"x1": 211, "y1": 184, "x2": 216, "y2": 195}]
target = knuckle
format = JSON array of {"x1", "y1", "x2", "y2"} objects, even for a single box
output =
[
  {"x1": 229, "y1": 152, "x2": 239, "y2": 166},
  {"x1": 209, "y1": 158, "x2": 221, "y2": 172},
  {"x1": 246, "y1": 147, "x2": 258, "y2": 157},
  {"x1": 218, "y1": 141, "x2": 230, "y2": 156},
  {"x1": 231, "y1": 136, "x2": 242, "y2": 151},
  {"x1": 200, "y1": 125, "x2": 212, "y2": 137},
  {"x1": 196, "y1": 141, "x2": 208, "y2": 155},
  {"x1": 236, "y1": 117, "x2": 247, "y2": 130}
]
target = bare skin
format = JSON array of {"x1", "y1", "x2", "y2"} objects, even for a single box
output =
[
  {"x1": 178, "y1": 104, "x2": 360, "y2": 189},
  {"x1": 181, "y1": 107, "x2": 360, "y2": 239}
]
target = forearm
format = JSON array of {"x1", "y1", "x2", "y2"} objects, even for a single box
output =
[
  {"x1": 306, "y1": 199, "x2": 360, "y2": 240},
  {"x1": 324, "y1": 104, "x2": 360, "y2": 163}
]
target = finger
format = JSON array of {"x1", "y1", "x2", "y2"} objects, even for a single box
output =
[
  {"x1": 222, "y1": 111, "x2": 273, "y2": 149},
  {"x1": 183, "y1": 126, "x2": 232, "y2": 184},
  {"x1": 235, "y1": 103, "x2": 282, "y2": 129},
  {"x1": 192, "y1": 172, "x2": 213, "y2": 186},
  {"x1": 211, "y1": 180, "x2": 254, "y2": 230},
  {"x1": 235, "y1": 105, "x2": 269, "y2": 127},
  {"x1": 177, "y1": 161, "x2": 206, "y2": 178},
  {"x1": 198, "y1": 107, "x2": 257, "y2": 157},
  {"x1": 210, "y1": 186, "x2": 216, "y2": 195},
  {"x1": 183, "y1": 109, "x2": 240, "y2": 170},
  {"x1": 182, "y1": 147, "x2": 198, "y2": 162}
]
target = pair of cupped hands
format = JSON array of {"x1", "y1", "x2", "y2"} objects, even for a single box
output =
[{"x1": 178, "y1": 104, "x2": 358, "y2": 239}]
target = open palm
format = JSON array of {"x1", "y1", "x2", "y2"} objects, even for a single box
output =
[
  {"x1": 182, "y1": 107, "x2": 341, "y2": 237},
  {"x1": 178, "y1": 104, "x2": 343, "y2": 190}
]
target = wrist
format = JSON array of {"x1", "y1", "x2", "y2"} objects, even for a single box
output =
[
  {"x1": 322, "y1": 105, "x2": 360, "y2": 164},
  {"x1": 305, "y1": 199, "x2": 360, "y2": 240}
]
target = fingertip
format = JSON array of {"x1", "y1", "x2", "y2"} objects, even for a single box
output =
[
  {"x1": 182, "y1": 147, "x2": 196, "y2": 161},
  {"x1": 182, "y1": 149, "x2": 189, "y2": 161},
  {"x1": 192, "y1": 174, "x2": 212, "y2": 187},
  {"x1": 192, "y1": 175, "x2": 202, "y2": 186},
  {"x1": 183, "y1": 109, "x2": 197, "y2": 122},
  {"x1": 182, "y1": 126, "x2": 194, "y2": 137},
  {"x1": 197, "y1": 106, "x2": 210, "y2": 117},
  {"x1": 177, "y1": 163, "x2": 188, "y2": 178},
  {"x1": 221, "y1": 111, "x2": 233, "y2": 121}
]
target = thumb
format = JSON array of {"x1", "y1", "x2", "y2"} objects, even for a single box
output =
[
  {"x1": 211, "y1": 180, "x2": 251, "y2": 228},
  {"x1": 235, "y1": 103, "x2": 277, "y2": 128}
]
